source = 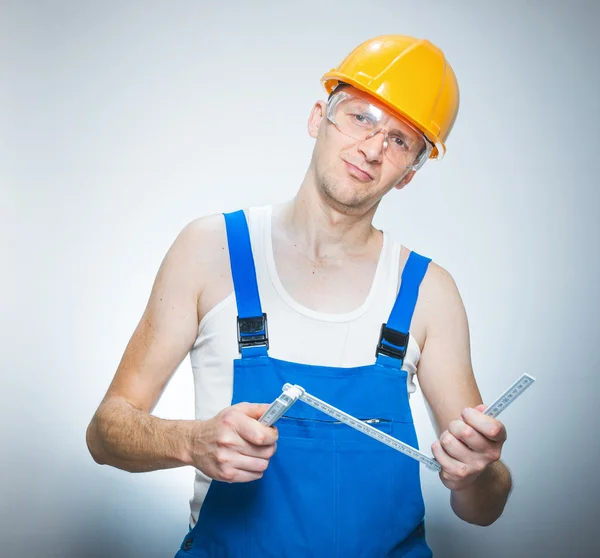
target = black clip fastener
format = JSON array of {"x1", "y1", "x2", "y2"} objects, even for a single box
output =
[
  {"x1": 237, "y1": 313, "x2": 269, "y2": 351},
  {"x1": 376, "y1": 323, "x2": 408, "y2": 360}
]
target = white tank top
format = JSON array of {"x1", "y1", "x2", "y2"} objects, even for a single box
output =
[{"x1": 187, "y1": 205, "x2": 421, "y2": 525}]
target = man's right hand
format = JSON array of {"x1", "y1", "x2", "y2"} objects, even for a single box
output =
[{"x1": 189, "y1": 402, "x2": 279, "y2": 483}]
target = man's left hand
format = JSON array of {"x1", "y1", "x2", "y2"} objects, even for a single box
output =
[{"x1": 430, "y1": 404, "x2": 507, "y2": 491}]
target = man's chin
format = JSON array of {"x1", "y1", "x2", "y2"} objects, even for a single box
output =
[{"x1": 321, "y1": 185, "x2": 368, "y2": 213}]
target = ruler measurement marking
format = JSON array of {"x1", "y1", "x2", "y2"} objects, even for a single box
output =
[{"x1": 483, "y1": 374, "x2": 535, "y2": 418}]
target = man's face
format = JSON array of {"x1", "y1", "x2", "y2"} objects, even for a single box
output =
[{"x1": 308, "y1": 85, "x2": 425, "y2": 213}]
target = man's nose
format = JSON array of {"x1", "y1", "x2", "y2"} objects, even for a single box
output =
[{"x1": 358, "y1": 130, "x2": 386, "y2": 163}]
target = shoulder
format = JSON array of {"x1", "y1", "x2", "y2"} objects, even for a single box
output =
[
  {"x1": 399, "y1": 245, "x2": 458, "y2": 298},
  {"x1": 162, "y1": 212, "x2": 232, "y2": 296},
  {"x1": 173, "y1": 209, "x2": 248, "y2": 263},
  {"x1": 398, "y1": 241, "x2": 458, "y2": 294},
  {"x1": 419, "y1": 257, "x2": 467, "y2": 340},
  {"x1": 173, "y1": 210, "x2": 254, "y2": 319},
  {"x1": 176, "y1": 212, "x2": 227, "y2": 245},
  {"x1": 421, "y1": 259, "x2": 459, "y2": 300},
  {"x1": 178, "y1": 208, "x2": 254, "y2": 245},
  {"x1": 399, "y1": 246, "x2": 466, "y2": 336}
]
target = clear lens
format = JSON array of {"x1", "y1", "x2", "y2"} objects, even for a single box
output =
[{"x1": 327, "y1": 91, "x2": 432, "y2": 171}]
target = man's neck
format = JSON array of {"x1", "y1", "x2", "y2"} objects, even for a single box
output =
[{"x1": 272, "y1": 186, "x2": 381, "y2": 262}]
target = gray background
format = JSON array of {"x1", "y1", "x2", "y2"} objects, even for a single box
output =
[{"x1": 2, "y1": 0, "x2": 599, "y2": 556}]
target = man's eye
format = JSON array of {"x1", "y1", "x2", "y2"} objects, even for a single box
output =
[
  {"x1": 352, "y1": 114, "x2": 370, "y2": 124},
  {"x1": 391, "y1": 135, "x2": 408, "y2": 149}
]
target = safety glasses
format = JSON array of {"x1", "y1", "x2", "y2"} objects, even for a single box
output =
[{"x1": 326, "y1": 90, "x2": 433, "y2": 171}]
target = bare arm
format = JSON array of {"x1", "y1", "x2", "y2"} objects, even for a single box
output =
[
  {"x1": 86, "y1": 216, "x2": 278, "y2": 479},
  {"x1": 86, "y1": 218, "x2": 207, "y2": 472},
  {"x1": 416, "y1": 263, "x2": 512, "y2": 526}
]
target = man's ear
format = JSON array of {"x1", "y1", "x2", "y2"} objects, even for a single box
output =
[
  {"x1": 394, "y1": 170, "x2": 416, "y2": 190},
  {"x1": 308, "y1": 101, "x2": 327, "y2": 139}
]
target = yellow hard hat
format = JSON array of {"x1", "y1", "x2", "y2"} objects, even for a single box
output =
[{"x1": 321, "y1": 35, "x2": 459, "y2": 160}]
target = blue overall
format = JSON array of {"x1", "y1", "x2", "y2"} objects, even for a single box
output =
[{"x1": 175, "y1": 210, "x2": 433, "y2": 557}]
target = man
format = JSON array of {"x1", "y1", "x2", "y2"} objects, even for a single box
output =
[{"x1": 86, "y1": 35, "x2": 512, "y2": 556}]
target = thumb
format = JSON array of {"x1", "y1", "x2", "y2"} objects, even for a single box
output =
[
  {"x1": 475, "y1": 404, "x2": 488, "y2": 413},
  {"x1": 233, "y1": 402, "x2": 271, "y2": 420}
]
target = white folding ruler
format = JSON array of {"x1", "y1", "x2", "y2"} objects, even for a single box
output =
[{"x1": 259, "y1": 374, "x2": 535, "y2": 472}]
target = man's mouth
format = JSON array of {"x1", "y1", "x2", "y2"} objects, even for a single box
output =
[{"x1": 344, "y1": 161, "x2": 373, "y2": 181}]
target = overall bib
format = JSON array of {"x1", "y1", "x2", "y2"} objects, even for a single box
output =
[{"x1": 175, "y1": 210, "x2": 433, "y2": 557}]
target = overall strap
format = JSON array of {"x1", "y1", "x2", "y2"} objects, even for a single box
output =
[
  {"x1": 223, "y1": 210, "x2": 269, "y2": 358},
  {"x1": 376, "y1": 251, "x2": 431, "y2": 368}
]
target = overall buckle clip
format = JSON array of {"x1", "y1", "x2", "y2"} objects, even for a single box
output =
[
  {"x1": 237, "y1": 313, "x2": 269, "y2": 351},
  {"x1": 376, "y1": 323, "x2": 408, "y2": 360}
]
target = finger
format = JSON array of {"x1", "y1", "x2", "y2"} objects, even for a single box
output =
[
  {"x1": 431, "y1": 439, "x2": 470, "y2": 481},
  {"x1": 226, "y1": 470, "x2": 265, "y2": 483},
  {"x1": 461, "y1": 407, "x2": 507, "y2": 443},
  {"x1": 448, "y1": 419, "x2": 489, "y2": 453},
  {"x1": 230, "y1": 454, "x2": 272, "y2": 475},
  {"x1": 217, "y1": 424, "x2": 278, "y2": 458},
  {"x1": 234, "y1": 402, "x2": 272, "y2": 420},
  {"x1": 232, "y1": 411, "x2": 279, "y2": 446},
  {"x1": 218, "y1": 466, "x2": 266, "y2": 484},
  {"x1": 438, "y1": 430, "x2": 477, "y2": 464},
  {"x1": 214, "y1": 451, "x2": 272, "y2": 482},
  {"x1": 236, "y1": 440, "x2": 278, "y2": 460}
]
